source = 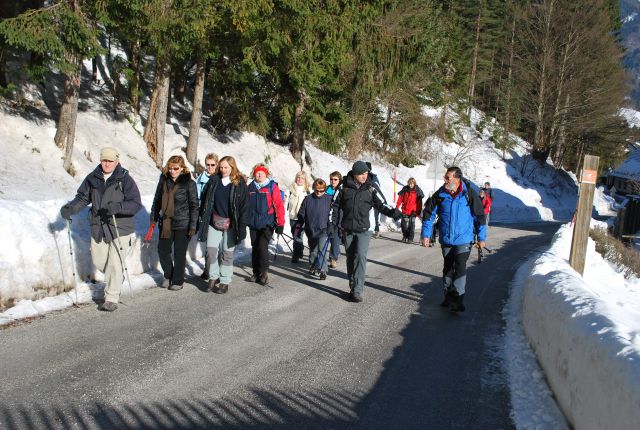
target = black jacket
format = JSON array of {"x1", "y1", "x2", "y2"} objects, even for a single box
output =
[
  {"x1": 331, "y1": 172, "x2": 395, "y2": 233},
  {"x1": 197, "y1": 175, "x2": 249, "y2": 247},
  {"x1": 150, "y1": 172, "x2": 199, "y2": 232},
  {"x1": 66, "y1": 164, "x2": 142, "y2": 243}
]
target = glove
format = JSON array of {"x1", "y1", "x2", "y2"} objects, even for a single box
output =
[
  {"x1": 327, "y1": 223, "x2": 336, "y2": 237},
  {"x1": 60, "y1": 205, "x2": 73, "y2": 220},
  {"x1": 187, "y1": 228, "x2": 196, "y2": 238},
  {"x1": 105, "y1": 201, "x2": 121, "y2": 216},
  {"x1": 393, "y1": 209, "x2": 402, "y2": 221},
  {"x1": 275, "y1": 225, "x2": 284, "y2": 235},
  {"x1": 96, "y1": 208, "x2": 109, "y2": 221}
]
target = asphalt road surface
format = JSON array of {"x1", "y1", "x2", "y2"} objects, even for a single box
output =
[{"x1": 0, "y1": 222, "x2": 559, "y2": 429}]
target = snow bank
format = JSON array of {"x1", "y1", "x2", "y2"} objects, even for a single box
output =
[{"x1": 521, "y1": 223, "x2": 640, "y2": 430}]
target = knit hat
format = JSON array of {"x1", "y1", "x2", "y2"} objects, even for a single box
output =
[
  {"x1": 100, "y1": 147, "x2": 119, "y2": 161},
  {"x1": 253, "y1": 165, "x2": 269, "y2": 177},
  {"x1": 352, "y1": 160, "x2": 370, "y2": 175}
]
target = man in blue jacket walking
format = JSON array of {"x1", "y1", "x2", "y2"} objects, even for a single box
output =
[{"x1": 420, "y1": 167, "x2": 487, "y2": 312}]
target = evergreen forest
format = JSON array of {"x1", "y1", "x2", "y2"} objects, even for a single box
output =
[{"x1": 0, "y1": 0, "x2": 637, "y2": 175}]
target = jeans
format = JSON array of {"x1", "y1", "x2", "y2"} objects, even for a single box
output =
[
  {"x1": 329, "y1": 231, "x2": 341, "y2": 261},
  {"x1": 290, "y1": 221, "x2": 304, "y2": 260},
  {"x1": 309, "y1": 233, "x2": 329, "y2": 273}
]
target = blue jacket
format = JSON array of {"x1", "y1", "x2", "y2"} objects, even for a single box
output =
[
  {"x1": 195, "y1": 172, "x2": 211, "y2": 201},
  {"x1": 421, "y1": 181, "x2": 486, "y2": 245}
]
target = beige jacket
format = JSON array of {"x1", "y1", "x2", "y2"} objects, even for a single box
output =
[{"x1": 287, "y1": 183, "x2": 309, "y2": 220}]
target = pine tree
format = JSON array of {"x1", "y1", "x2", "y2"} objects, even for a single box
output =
[{"x1": 0, "y1": 0, "x2": 102, "y2": 175}]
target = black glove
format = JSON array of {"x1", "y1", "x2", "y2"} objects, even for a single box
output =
[
  {"x1": 327, "y1": 223, "x2": 336, "y2": 237},
  {"x1": 275, "y1": 225, "x2": 284, "y2": 235},
  {"x1": 105, "y1": 201, "x2": 121, "y2": 216},
  {"x1": 96, "y1": 208, "x2": 109, "y2": 221},
  {"x1": 393, "y1": 209, "x2": 402, "y2": 221},
  {"x1": 60, "y1": 205, "x2": 73, "y2": 220}
]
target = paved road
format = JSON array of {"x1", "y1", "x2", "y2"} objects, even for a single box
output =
[{"x1": 0, "y1": 223, "x2": 559, "y2": 429}]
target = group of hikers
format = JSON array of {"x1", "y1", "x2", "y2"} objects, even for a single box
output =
[{"x1": 60, "y1": 147, "x2": 491, "y2": 314}]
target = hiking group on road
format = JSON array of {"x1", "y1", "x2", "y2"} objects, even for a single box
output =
[{"x1": 60, "y1": 147, "x2": 492, "y2": 313}]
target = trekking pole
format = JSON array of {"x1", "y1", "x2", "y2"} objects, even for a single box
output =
[
  {"x1": 66, "y1": 219, "x2": 79, "y2": 306},
  {"x1": 112, "y1": 215, "x2": 133, "y2": 293},
  {"x1": 273, "y1": 233, "x2": 281, "y2": 262},
  {"x1": 317, "y1": 235, "x2": 331, "y2": 272}
]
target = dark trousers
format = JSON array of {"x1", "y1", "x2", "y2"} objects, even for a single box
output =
[
  {"x1": 250, "y1": 227, "x2": 273, "y2": 275},
  {"x1": 158, "y1": 229, "x2": 190, "y2": 285},
  {"x1": 441, "y1": 244, "x2": 472, "y2": 295},
  {"x1": 329, "y1": 231, "x2": 341, "y2": 261},
  {"x1": 344, "y1": 231, "x2": 372, "y2": 295},
  {"x1": 373, "y1": 208, "x2": 380, "y2": 232},
  {"x1": 290, "y1": 222, "x2": 304, "y2": 259},
  {"x1": 401, "y1": 215, "x2": 416, "y2": 241}
]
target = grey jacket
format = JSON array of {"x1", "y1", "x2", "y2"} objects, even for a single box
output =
[{"x1": 66, "y1": 164, "x2": 143, "y2": 243}]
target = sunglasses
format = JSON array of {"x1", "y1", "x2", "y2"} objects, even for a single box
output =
[
  {"x1": 168, "y1": 167, "x2": 181, "y2": 171},
  {"x1": 206, "y1": 163, "x2": 217, "y2": 167}
]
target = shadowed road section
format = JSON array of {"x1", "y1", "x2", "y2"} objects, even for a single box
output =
[{"x1": 0, "y1": 223, "x2": 559, "y2": 429}]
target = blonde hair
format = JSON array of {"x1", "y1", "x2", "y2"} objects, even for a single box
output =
[
  {"x1": 219, "y1": 156, "x2": 245, "y2": 186},
  {"x1": 205, "y1": 153, "x2": 219, "y2": 164},
  {"x1": 163, "y1": 155, "x2": 189, "y2": 175},
  {"x1": 294, "y1": 171, "x2": 311, "y2": 192}
]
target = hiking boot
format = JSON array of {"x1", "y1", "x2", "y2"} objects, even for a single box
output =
[
  {"x1": 329, "y1": 258, "x2": 337, "y2": 268},
  {"x1": 99, "y1": 301, "x2": 118, "y2": 312},
  {"x1": 207, "y1": 278, "x2": 220, "y2": 292},
  {"x1": 160, "y1": 278, "x2": 170, "y2": 288},
  {"x1": 449, "y1": 293, "x2": 466, "y2": 312},
  {"x1": 351, "y1": 292, "x2": 363, "y2": 303},
  {"x1": 258, "y1": 272, "x2": 269, "y2": 286},
  {"x1": 249, "y1": 273, "x2": 258, "y2": 282},
  {"x1": 215, "y1": 283, "x2": 229, "y2": 294},
  {"x1": 440, "y1": 290, "x2": 454, "y2": 307},
  {"x1": 200, "y1": 270, "x2": 210, "y2": 281},
  {"x1": 169, "y1": 284, "x2": 183, "y2": 291},
  {"x1": 319, "y1": 272, "x2": 327, "y2": 280},
  {"x1": 291, "y1": 257, "x2": 300, "y2": 264},
  {"x1": 372, "y1": 231, "x2": 380, "y2": 239}
]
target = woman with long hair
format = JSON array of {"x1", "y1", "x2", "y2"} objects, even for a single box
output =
[
  {"x1": 197, "y1": 155, "x2": 249, "y2": 294},
  {"x1": 286, "y1": 170, "x2": 311, "y2": 263},
  {"x1": 150, "y1": 155, "x2": 199, "y2": 290}
]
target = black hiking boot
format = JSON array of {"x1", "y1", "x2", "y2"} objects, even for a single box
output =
[
  {"x1": 216, "y1": 284, "x2": 229, "y2": 294},
  {"x1": 449, "y1": 293, "x2": 466, "y2": 313},
  {"x1": 257, "y1": 272, "x2": 269, "y2": 286},
  {"x1": 440, "y1": 290, "x2": 454, "y2": 307},
  {"x1": 207, "y1": 278, "x2": 220, "y2": 292}
]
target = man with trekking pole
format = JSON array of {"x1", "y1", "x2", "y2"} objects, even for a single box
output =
[{"x1": 60, "y1": 147, "x2": 143, "y2": 312}]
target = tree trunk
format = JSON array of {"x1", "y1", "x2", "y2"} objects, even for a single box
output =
[
  {"x1": 143, "y1": 60, "x2": 170, "y2": 168},
  {"x1": 186, "y1": 54, "x2": 205, "y2": 166},
  {"x1": 174, "y1": 65, "x2": 186, "y2": 104},
  {"x1": 128, "y1": 39, "x2": 141, "y2": 113},
  {"x1": 166, "y1": 75, "x2": 172, "y2": 124},
  {"x1": 533, "y1": 0, "x2": 555, "y2": 162},
  {"x1": 54, "y1": 58, "x2": 82, "y2": 175},
  {"x1": 289, "y1": 92, "x2": 307, "y2": 169},
  {"x1": 467, "y1": 4, "x2": 482, "y2": 118},
  {"x1": 91, "y1": 56, "x2": 98, "y2": 82},
  {"x1": 504, "y1": 11, "x2": 516, "y2": 161}
]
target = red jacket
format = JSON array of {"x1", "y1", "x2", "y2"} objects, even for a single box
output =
[
  {"x1": 396, "y1": 185, "x2": 424, "y2": 216},
  {"x1": 481, "y1": 195, "x2": 492, "y2": 215}
]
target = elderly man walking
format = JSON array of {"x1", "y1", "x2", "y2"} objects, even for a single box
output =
[
  {"x1": 421, "y1": 167, "x2": 487, "y2": 312},
  {"x1": 60, "y1": 147, "x2": 142, "y2": 311}
]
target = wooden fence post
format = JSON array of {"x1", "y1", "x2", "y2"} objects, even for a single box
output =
[{"x1": 569, "y1": 154, "x2": 599, "y2": 275}]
